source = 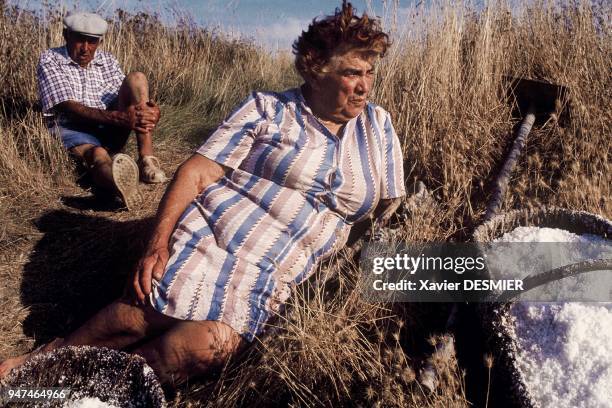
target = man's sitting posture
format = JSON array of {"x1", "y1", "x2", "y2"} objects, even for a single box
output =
[{"x1": 38, "y1": 11, "x2": 166, "y2": 209}]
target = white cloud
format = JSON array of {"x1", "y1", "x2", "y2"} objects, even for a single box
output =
[{"x1": 250, "y1": 16, "x2": 311, "y2": 51}]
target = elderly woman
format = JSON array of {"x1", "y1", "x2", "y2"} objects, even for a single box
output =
[{"x1": 0, "y1": 2, "x2": 405, "y2": 386}]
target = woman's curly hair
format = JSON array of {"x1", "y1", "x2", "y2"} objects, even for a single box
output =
[{"x1": 293, "y1": 1, "x2": 390, "y2": 79}]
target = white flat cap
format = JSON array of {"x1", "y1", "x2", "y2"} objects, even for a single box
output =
[{"x1": 63, "y1": 12, "x2": 108, "y2": 38}]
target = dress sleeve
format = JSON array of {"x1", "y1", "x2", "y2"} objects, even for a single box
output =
[
  {"x1": 196, "y1": 92, "x2": 268, "y2": 169},
  {"x1": 380, "y1": 111, "x2": 406, "y2": 199},
  {"x1": 37, "y1": 54, "x2": 76, "y2": 113}
]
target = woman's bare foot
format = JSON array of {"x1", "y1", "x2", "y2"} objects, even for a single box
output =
[
  {"x1": 0, "y1": 354, "x2": 30, "y2": 379},
  {"x1": 0, "y1": 338, "x2": 64, "y2": 379}
]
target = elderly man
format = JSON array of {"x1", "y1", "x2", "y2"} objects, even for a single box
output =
[{"x1": 38, "y1": 11, "x2": 166, "y2": 209}]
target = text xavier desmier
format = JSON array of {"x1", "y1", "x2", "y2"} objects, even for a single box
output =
[{"x1": 371, "y1": 279, "x2": 524, "y2": 292}]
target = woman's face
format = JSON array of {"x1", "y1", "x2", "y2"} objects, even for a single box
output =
[{"x1": 309, "y1": 49, "x2": 376, "y2": 123}]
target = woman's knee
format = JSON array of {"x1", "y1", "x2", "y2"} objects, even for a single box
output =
[
  {"x1": 151, "y1": 321, "x2": 242, "y2": 377},
  {"x1": 189, "y1": 321, "x2": 243, "y2": 366}
]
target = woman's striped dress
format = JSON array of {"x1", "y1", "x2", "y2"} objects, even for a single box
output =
[{"x1": 151, "y1": 87, "x2": 405, "y2": 341}]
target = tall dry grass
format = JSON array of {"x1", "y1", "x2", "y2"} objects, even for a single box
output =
[
  {"x1": 0, "y1": 3, "x2": 297, "y2": 242},
  {"x1": 0, "y1": 0, "x2": 610, "y2": 406}
]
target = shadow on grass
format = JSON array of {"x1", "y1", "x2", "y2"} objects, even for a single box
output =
[
  {"x1": 20, "y1": 209, "x2": 154, "y2": 344},
  {"x1": 60, "y1": 194, "x2": 124, "y2": 212}
]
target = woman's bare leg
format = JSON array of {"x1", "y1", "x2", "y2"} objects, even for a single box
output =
[
  {"x1": 0, "y1": 299, "x2": 177, "y2": 378},
  {"x1": 61, "y1": 299, "x2": 176, "y2": 347},
  {"x1": 0, "y1": 338, "x2": 65, "y2": 378},
  {"x1": 133, "y1": 320, "x2": 244, "y2": 387},
  {"x1": 0, "y1": 301, "x2": 244, "y2": 386}
]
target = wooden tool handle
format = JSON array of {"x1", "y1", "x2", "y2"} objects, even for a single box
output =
[{"x1": 484, "y1": 104, "x2": 536, "y2": 221}]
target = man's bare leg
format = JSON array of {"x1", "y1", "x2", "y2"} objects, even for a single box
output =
[
  {"x1": 133, "y1": 320, "x2": 244, "y2": 387},
  {"x1": 0, "y1": 299, "x2": 177, "y2": 378},
  {"x1": 118, "y1": 71, "x2": 154, "y2": 158},
  {"x1": 71, "y1": 143, "x2": 143, "y2": 208},
  {"x1": 116, "y1": 71, "x2": 166, "y2": 183},
  {"x1": 71, "y1": 144, "x2": 114, "y2": 191}
]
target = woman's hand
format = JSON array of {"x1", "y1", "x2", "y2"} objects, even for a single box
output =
[
  {"x1": 128, "y1": 154, "x2": 226, "y2": 305},
  {"x1": 132, "y1": 243, "x2": 169, "y2": 305}
]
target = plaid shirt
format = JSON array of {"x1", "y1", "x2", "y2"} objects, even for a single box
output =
[{"x1": 37, "y1": 46, "x2": 125, "y2": 113}]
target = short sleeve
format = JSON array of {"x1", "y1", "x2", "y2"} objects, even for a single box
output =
[
  {"x1": 100, "y1": 53, "x2": 125, "y2": 103},
  {"x1": 380, "y1": 111, "x2": 406, "y2": 199},
  {"x1": 37, "y1": 55, "x2": 75, "y2": 112},
  {"x1": 196, "y1": 92, "x2": 268, "y2": 169}
]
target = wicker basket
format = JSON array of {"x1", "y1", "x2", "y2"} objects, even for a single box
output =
[
  {"x1": 471, "y1": 207, "x2": 611, "y2": 408},
  {"x1": 1, "y1": 346, "x2": 166, "y2": 408},
  {"x1": 473, "y1": 207, "x2": 611, "y2": 242}
]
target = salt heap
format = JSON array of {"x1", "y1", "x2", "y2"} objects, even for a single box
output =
[
  {"x1": 497, "y1": 226, "x2": 612, "y2": 408},
  {"x1": 64, "y1": 397, "x2": 120, "y2": 408}
]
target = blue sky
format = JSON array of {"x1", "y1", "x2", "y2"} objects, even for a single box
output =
[{"x1": 18, "y1": 0, "x2": 419, "y2": 50}]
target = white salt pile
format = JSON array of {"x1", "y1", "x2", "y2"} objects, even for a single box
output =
[
  {"x1": 494, "y1": 226, "x2": 604, "y2": 243},
  {"x1": 488, "y1": 226, "x2": 612, "y2": 300},
  {"x1": 64, "y1": 397, "x2": 120, "y2": 408},
  {"x1": 509, "y1": 302, "x2": 612, "y2": 407},
  {"x1": 497, "y1": 226, "x2": 612, "y2": 408}
]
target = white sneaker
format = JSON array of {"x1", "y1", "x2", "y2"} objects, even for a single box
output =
[{"x1": 111, "y1": 153, "x2": 143, "y2": 210}]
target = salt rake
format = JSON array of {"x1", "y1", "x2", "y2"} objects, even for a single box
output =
[
  {"x1": 477, "y1": 77, "x2": 610, "y2": 301},
  {"x1": 453, "y1": 78, "x2": 603, "y2": 407},
  {"x1": 433, "y1": 77, "x2": 573, "y2": 315}
]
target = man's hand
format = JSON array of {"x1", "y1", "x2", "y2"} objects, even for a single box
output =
[
  {"x1": 136, "y1": 101, "x2": 161, "y2": 133},
  {"x1": 132, "y1": 244, "x2": 169, "y2": 305},
  {"x1": 56, "y1": 100, "x2": 161, "y2": 133},
  {"x1": 125, "y1": 101, "x2": 161, "y2": 134}
]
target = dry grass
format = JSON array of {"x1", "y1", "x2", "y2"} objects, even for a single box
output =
[{"x1": 0, "y1": 0, "x2": 610, "y2": 406}]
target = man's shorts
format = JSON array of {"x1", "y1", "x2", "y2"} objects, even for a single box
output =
[{"x1": 50, "y1": 122, "x2": 129, "y2": 153}]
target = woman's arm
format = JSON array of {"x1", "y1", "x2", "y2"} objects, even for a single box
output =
[
  {"x1": 132, "y1": 154, "x2": 225, "y2": 304},
  {"x1": 344, "y1": 198, "x2": 403, "y2": 247}
]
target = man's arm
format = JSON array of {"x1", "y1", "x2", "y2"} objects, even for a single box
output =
[
  {"x1": 55, "y1": 100, "x2": 159, "y2": 133},
  {"x1": 131, "y1": 154, "x2": 226, "y2": 304}
]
